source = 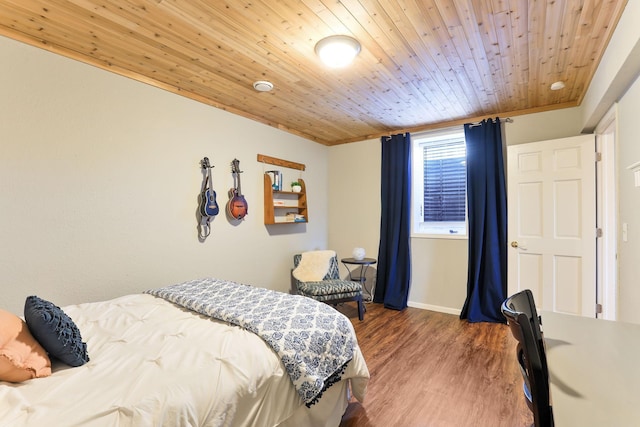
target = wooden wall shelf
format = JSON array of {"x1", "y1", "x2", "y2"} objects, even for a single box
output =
[
  {"x1": 259, "y1": 154, "x2": 308, "y2": 225},
  {"x1": 263, "y1": 175, "x2": 307, "y2": 224}
]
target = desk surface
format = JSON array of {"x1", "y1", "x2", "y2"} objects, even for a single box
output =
[{"x1": 542, "y1": 311, "x2": 640, "y2": 426}]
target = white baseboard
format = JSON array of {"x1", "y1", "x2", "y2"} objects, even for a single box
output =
[{"x1": 407, "y1": 301, "x2": 462, "y2": 316}]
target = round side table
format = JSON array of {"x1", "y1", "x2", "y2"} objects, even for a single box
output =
[{"x1": 341, "y1": 257, "x2": 377, "y2": 302}]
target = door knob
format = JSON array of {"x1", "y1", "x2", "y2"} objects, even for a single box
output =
[{"x1": 510, "y1": 241, "x2": 519, "y2": 248}]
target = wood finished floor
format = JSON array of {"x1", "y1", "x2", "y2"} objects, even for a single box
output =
[{"x1": 336, "y1": 302, "x2": 532, "y2": 427}]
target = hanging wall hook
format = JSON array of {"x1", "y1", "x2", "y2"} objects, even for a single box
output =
[{"x1": 201, "y1": 157, "x2": 215, "y2": 169}]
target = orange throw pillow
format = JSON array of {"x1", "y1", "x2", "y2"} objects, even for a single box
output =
[{"x1": 0, "y1": 308, "x2": 51, "y2": 383}]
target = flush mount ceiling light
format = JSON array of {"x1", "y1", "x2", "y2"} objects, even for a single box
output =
[
  {"x1": 253, "y1": 80, "x2": 274, "y2": 92},
  {"x1": 550, "y1": 81, "x2": 566, "y2": 91},
  {"x1": 315, "y1": 35, "x2": 361, "y2": 68}
]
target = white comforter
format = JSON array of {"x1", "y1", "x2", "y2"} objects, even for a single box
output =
[{"x1": 0, "y1": 293, "x2": 369, "y2": 427}]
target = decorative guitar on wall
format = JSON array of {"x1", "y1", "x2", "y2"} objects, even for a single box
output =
[
  {"x1": 227, "y1": 158, "x2": 248, "y2": 220},
  {"x1": 199, "y1": 157, "x2": 219, "y2": 218}
]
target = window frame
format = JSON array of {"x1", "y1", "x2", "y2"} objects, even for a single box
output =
[{"x1": 411, "y1": 128, "x2": 468, "y2": 240}]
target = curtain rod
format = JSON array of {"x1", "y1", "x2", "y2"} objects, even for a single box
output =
[
  {"x1": 384, "y1": 117, "x2": 514, "y2": 138},
  {"x1": 468, "y1": 117, "x2": 513, "y2": 127}
]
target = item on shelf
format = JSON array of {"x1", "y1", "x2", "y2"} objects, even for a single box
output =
[
  {"x1": 286, "y1": 212, "x2": 305, "y2": 222},
  {"x1": 291, "y1": 181, "x2": 302, "y2": 192},
  {"x1": 266, "y1": 170, "x2": 282, "y2": 191}
]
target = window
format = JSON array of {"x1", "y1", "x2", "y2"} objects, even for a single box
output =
[{"x1": 412, "y1": 129, "x2": 467, "y2": 237}]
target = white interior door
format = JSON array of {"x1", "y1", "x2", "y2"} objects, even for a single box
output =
[{"x1": 507, "y1": 135, "x2": 596, "y2": 317}]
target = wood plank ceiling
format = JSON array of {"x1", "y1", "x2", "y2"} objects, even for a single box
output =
[{"x1": 0, "y1": 0, "x2": 628, "y2": 145}]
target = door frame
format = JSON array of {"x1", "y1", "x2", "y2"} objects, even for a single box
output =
[{"x1": 595, "y1": 105, "x2": 618, "y2": 320}]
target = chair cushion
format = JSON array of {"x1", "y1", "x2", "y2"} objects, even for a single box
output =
[
  {"x1": 297, "y1": 279, "x2": 362, "y2": 297},
  {"x1": 305, "y1": 291, "x2": 362, "y2": 302}
]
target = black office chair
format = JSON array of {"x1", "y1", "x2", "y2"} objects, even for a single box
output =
[
  {"x1": 502, "y1": 290, "x2": 554, "y2": 427},
  {"x1": 503, "y1": 288, "x2": 543, "y2": 340}
]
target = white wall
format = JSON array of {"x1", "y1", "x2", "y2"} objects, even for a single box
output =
[
  {"x1": 506, "y1": 107, "x2": 583, "y2": 146},
  {"x1": 615, "y1": 74, "x2": 640, "y2": 324},
  {"x1": 577, "y1": 0, "x2": 640, "y2": 323},
  {"x1": 581, "y1": 1, "x2": 640, "y2": 132},
  {"x1": 328, "y1": 110, "x2": 582, "y2": 313},
  {"x1": 328, "y1": 105, "x2": 637, "y2": 317},
  {"x1": 328, "y1": 106, "x2": 640, "y2": 319},
  {"x1": 327, "y1": 140, "x2": 381, "y2": 288},
  {"x1": 0, "y1": 36, "x2": 330, "y2": 315}
]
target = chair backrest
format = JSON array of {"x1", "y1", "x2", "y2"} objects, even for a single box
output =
[
  {"x1": 293, "y1": 253, "x2": 339, "y2": 281},
  {"x1": 501, "y1": 290, "x2": 554, "y2": 427},
  {"x1": 502, "y1": 289, "x2": 543, "y2": 341}
]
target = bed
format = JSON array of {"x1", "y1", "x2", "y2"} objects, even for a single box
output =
[{"x1": 0, "y1": 278, "x2": 369, "y2": 426}]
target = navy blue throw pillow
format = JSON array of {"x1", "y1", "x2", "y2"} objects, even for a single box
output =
[{"x1": 24, "y1": 296, "x2": 89, "y2": 367}]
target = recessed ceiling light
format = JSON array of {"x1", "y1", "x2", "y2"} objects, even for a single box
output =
[
  {"x1": 253, "y1": 80, "x2": 274, "y2": 92},
  {"x1": 315, "y1": 35, "x2": 361, "y2": 68},
  {"x1": 550, "y1": 81, "x2": 566, "y2": 91}
]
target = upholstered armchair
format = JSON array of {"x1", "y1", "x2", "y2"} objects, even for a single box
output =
[{"x1": 293, "y1": 251, "x2": 365, "y2": 321}]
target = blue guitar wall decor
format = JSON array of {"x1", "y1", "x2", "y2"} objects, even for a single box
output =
[{"x1": 199, "y1": 157, "x2": 219, "y2": 218}]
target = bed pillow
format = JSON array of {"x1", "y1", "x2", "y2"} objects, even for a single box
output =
[
  {"x1": 24, "y1": 296, "x2": 89, "y2": 367},
  {"x1": 0, "y1": 308, "x2": 52, "y2": 383}
]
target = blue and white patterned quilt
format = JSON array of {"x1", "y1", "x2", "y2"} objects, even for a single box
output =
[{"x1": 145, "y1": 278, "x2": 355, "y2": 406}]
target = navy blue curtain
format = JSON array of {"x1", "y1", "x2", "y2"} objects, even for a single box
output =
[
  {"x1": 375, "y1": 133, "x2": 411, "y2": 310},
  {"x1": 460, "y1": 118, "x2": 508, "y2": 323}
]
